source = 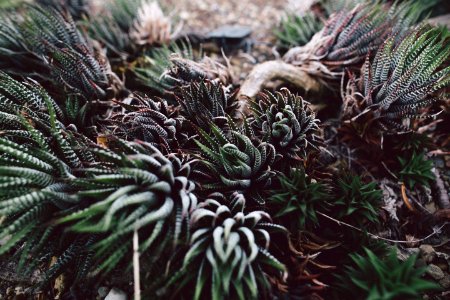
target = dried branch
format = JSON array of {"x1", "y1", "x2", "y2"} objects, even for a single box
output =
[{"x1": 239, "y1": 60, "x2": 321, "y2": 99}]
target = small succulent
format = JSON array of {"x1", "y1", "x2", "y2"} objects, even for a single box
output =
[
  {"x1": 167, "y1": 54, "x2": 235, "y2": 87},
  {"x1": 335, "y1": 248, "x2": 439, "y2": 300},
  {"x1": 268, "y1": 168, "x2": 330, "y2": 230},
  {"x1": 134, "y1": 41, "x2": 195, "y2": 93},
  {"x1": 330, "y1": 174, "x2": 382, "y2": 226},
  {"x1": 194, "y1": 122, "x2": 276, "y2": 205},
  {"x1": 135, "y1": 43, "x2": 234, "y2": 95},
  {"x1": 103, "y1": 94, "x2": 181, "y2": 153},
  {"x1": 166, "y1": 192, "x2": 286, "y2": 300},
  {"x1": 129, "y1": 0, "x2": 180, "y2": 47},
  {"x1": 398, "y1": 152, "x2": 434, "y2": 189},
  {"x1": 88, "y1": 0, "x2": 179, "y2": 61},
  {"x1": 251, "y1": 88, "x2": 320, "y2": 162},
  {"x1": 177, "y1": 80, "x2": 239, "y2": 128},
  {"x1": 275, "y1": 12, "x2": 323, "y2": 49},
  {"x1": 276, "y1": 0, "x2": 362, "y2": 49}
]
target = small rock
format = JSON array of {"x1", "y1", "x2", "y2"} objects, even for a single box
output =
[
  {"x1": 420, "y1": 244, "x2": 436, "y2": 263},
  {"x1": 5, "y1": 288, "x2": 13, "y2": 297},
  {"x1": 424, "y1": 201, "x2": 437, "y2": 214},
  {"x1": 439, "y1": 274, "x2": 450, "y2": 289},
  {"x1": 426, "y1": 264, "x2": 445, "y2": 280},
  {"x1": 435, "y1": 158, "x2": 445, "y2": 169},
  {"x1": 207, "y1": 25, "x2": 252, "y2": 39},
  {"x1": 104, "y1": 288, "x2": 127, "y2": 300},
  {"x1": 98, "y1": 287, "x2": 110, "y2": 298}
]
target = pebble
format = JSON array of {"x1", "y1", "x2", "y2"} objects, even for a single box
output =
[
  {"x1": 426, "y1": 264, "x2": 445, "y2": 280},
  {"x1": 104, "y1": 288, "x2": 127, "y2": 300},
  {"x1": 98, "y1": 287, "x2": 110, "y2": 298},
  {"x1": 439, "y1": 274, "x2": 450, "y2": 289},
  {"x1": 419, "y1": 244, "x2": 436, "y2": 263}
]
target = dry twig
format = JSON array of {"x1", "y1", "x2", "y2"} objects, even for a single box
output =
[
  {"x1": 239, "y1": 60, "x2": 321, "y2": 99},
  {"x1": 316, "y1": 211, "x2": 448, "y2": 244}
]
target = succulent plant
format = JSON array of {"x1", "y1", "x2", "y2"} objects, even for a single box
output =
[
  {"x1": 268, "y1": 168, "x2": 330, "y2": 230},
  {"x1": 37, "y1": 0, "x2": 93, "y2": 19},
  {"x1": 0, "y1": 72, "x2": 196, "y2": 284},
  {"x1": 135, "y1": 42, "x2": 234, "y2": 94},
  {"x1": 88, "y1": 0, "x2": 179, "y2": 61},
  {"x1": 165, "y1": 192, "x2": 286, "y2": 300},
  {"x1": 194, "y1": 122, "x2": 276, "y2": 205},
  {"x1": 329, "y1": 174, "x2": 382, "y2": 226},
  {"x1": 250, "y1": 88, "x2": 320, "y2": 162},
  {"x1": 275, "y1": 12, "x2": 323, "y2": 50},
  {"x1": 0, "y1": 5, "x2": 117, "y2": 100},
  {"x1": 0, "y1": 0, "x2": 448, "y2": 297},
  {"x1": 134, "y1": 41, "x2": 195, "y2": 93},
  {"x1": 398, "y1": 152, "x2": 434, "y2": 189},
  {"x1": 103, "y1": 94, "x2": 181, "y2": 153},
  {"x1": 59, "y1": 139, "x2": 198, "y2": 275},
  {"x1": 335, "y1": 248, "x2": 439, "y2": 300},
  {"x1": 341, "y1": 25, "x2": 450, "y2": 144},
  {"x1": 0, "y1": 73, "x2": 100, "y2": 286},
  {"x1": 167, "y1": 54, "x2": 235, "y2": 87},
  {"x1": 276, "y1": 0, "x2": 362, "y2": 49},
  {"x1": 283, "y1": 1, "x2": 431, "y2": 82},
  {"x1": 129, "y1": 0, "x2": 180, "y2": 47},
  {"x1": 176, "y1": 80, "x2": 239, "y2": 128}
]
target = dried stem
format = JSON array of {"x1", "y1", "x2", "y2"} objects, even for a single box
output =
[
  {"x1": 239, "y1": 60, "x2": 321, "y2": 100},
  {"x1": 133, "y1": 229, "x2": 141, "y2": 300}
]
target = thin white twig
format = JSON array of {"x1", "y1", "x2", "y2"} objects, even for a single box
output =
[
  {"x1": 316, "y1": 211, "x2": 448, "y2": 244},
  {"x1": 133, "y1": 228, "x2": 141, "y2": 300}
]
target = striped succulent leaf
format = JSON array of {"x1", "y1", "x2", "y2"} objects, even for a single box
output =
[
  {"x1": 194, "y1": 121, "x2": 276, "y2": 205},
  {"x1": 0, "y1": 5, "x2": 115, "y2": 100},
  {"x1": 59, "y1": 139, "x2": 198, "y2": 275},
  {"x1": 276, "y1": 0, "x2": 362, "y2": 49},
  {"x1": 103, "y1": 94, "x2": 181, "y2": 153},
  {"x1": 166, "y1": 192, "x2": 286, "y2": 300},
  {"x1": 342, "y1": 25, "x2": 450, "y2": 135},
  {"x1": 275, "y1": 12, "x2": 323, "y2": 49},
  {"x1": 134, "y1": 40, "x2": 195, "y2": 93},
  {"x1": 251, "y1": 88, "x2": 320, "y2": 162},
  {"x1": 88, "y1": 0, "x2": 178, "y2": 61},
  {"x1": 167, "y1": 54, "x2": 234, "y2": 87},
  {"x1": 283, "y1": 1, "x2": 433, "y2": 80},
  {"x1": 176, "y1": 80, "x2": 239, "y2": 128},
  {"x1": 37, "y1": 0, "x2": 92, "y2": 20},
  {"x1": 0, "y1": 78, "x2": 101, "y2": 286}
]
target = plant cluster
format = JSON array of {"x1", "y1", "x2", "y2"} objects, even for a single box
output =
[
  {"x1": 281, "y1": 0, "x2": 435, "y2": 82},
  {"x1": 0, "y1": 0, "x2": 448, "y2": 299}
]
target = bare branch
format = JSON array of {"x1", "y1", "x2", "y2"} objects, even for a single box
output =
[{"x1": 239, "y1": 60, "x2": 321, "y2": 100}]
